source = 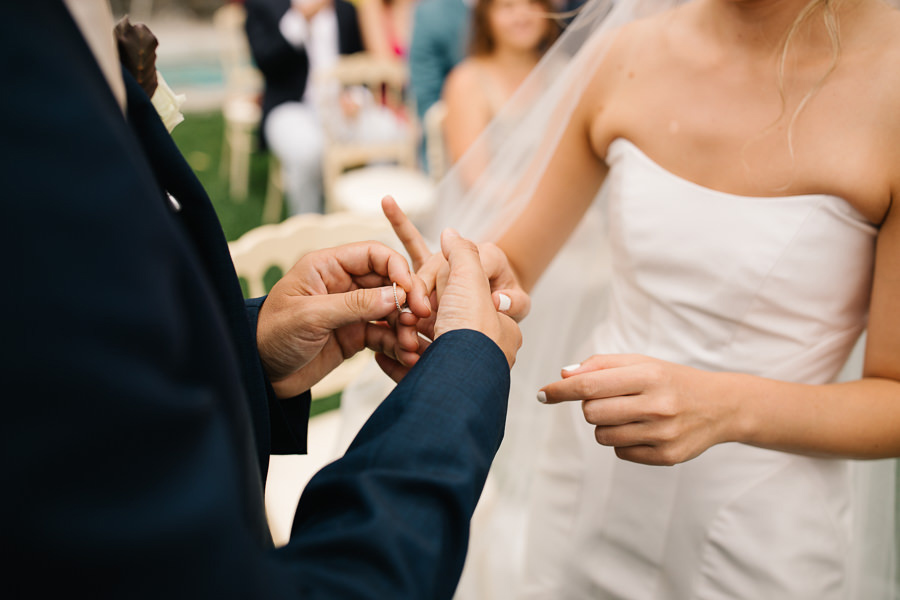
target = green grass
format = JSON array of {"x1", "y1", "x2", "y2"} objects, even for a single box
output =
[{"x1": 171, "y1": 110, "x2": 285, "y2": 242}]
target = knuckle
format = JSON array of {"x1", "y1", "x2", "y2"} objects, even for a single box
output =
[
  {"x1": 657, "y1": 422, "x2": 680, "y2": 444},
  {"x1": 594, "y1": 426, "x2": 616, "y2": 446},
  {"x1": 456, "y1": 238, "x2": 480, "y2": 255},
  {"x1": 655, "y1": 395, "x2": 679, "y2": 418},
  {"x1": 582, "y1": 401, "x2": 597, "y2": 424},
  {"x1": 343, "y1": 288, "x2": 369, "y2": 314},
  {"x1": 644, "y1": 362, "x2": 666, "y2": 386},
  {"x1": 655, "y1": 446, "x2": 680, "y2": 466},
  {"x1": 572, "y1": 377, "x2": 594, "y2": 399}
]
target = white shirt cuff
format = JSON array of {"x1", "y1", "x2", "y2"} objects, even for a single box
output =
[{"x1": 279, "y1": 6, "x2": 309, "y2": 49}]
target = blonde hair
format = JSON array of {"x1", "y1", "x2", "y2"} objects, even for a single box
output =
[{"x1": 776, "y1": 0, "x2": 843, "y2": 162}]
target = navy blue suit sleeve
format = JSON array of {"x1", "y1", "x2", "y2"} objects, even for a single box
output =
[
  {"x1": 281, "y1": 329, "x2": 510, "y2": 599},
  {"x1": 245, "y1": 295, "x2": 312, "y2": 455}
]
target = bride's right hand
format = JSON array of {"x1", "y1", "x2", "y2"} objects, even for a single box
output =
[{"x1": 381, "y1": 196, "x2": 531, "y2": 326}]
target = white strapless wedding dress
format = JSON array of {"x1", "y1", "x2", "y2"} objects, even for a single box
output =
[{"x1": 518, "y1": 138, "x2": 888, "y2": 599}]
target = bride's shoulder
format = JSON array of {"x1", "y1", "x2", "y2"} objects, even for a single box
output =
[
  {"x1": 851, "y1": 4, "x2": 900, "y2": 109},
  {"x1": 582, "y1": 5, "x2": 681, "y2": 77}
]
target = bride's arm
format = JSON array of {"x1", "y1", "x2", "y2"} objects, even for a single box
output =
[
  {"x1": 538, "y1": 196, "x2": 900, "y2": 464},
  {"x1": 495, "y1": 79, "x2": 610, "y2": 293}
]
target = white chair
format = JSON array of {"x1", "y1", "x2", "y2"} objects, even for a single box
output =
[
  {"x1": 262, "y1": 155, "x2": 285, "y2": 224},
  {"x1": 213, "y1": 3, "x2": 264, "y2": 202},
  {"x1": 318, "y1": 53, "x2": 436, "y2": 219},
  {"x1": 332, "y1": 164, "x2": 435, "y2": 221}
]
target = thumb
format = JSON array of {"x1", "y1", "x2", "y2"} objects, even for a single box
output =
[
  {"x1": 308, "y1": 285, "x2": 402, "y2": 330},
  {"x1": 440, "y1": 229, "x2": 488, "y2": 290}
]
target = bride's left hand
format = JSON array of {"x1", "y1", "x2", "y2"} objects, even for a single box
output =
[{"x1": 538, "y1": 354, "x2": 739, "y2": 466}]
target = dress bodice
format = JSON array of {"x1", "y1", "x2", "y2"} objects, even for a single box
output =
[
  {"x1": 520, "y1": 139, "x2": 891, "y2": 600},
  {"x1": 598, "y1": 138, "x2": 878, "y2": 384}
]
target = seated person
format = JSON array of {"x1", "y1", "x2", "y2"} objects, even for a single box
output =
[
  {"x1": 441, "y1": 0, "x2": 560, "y2": 164},
  {"x1": 246, "y1": 0, "x2": 404, "y2": 215}
]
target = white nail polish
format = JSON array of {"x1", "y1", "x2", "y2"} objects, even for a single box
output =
[
  {"x1": 498, "y1": 293, "x2": 511, "y2": 312},
  {"x1": 562, "y1": 363, "x2": 581, "y2": 373},
  {"x1": 536, "y1": 391, "x2": 547, "y2": 404},
  {"x1": 400, "y1": 307, "x2": 413, "y2": 314}
]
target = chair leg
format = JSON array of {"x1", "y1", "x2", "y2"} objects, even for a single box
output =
[
  {"x1": 220, "y1": 124, "x2": 230, "y2": 181},
  {"x1": 262, "y1": 156, "x2": 284, "y2": 224},
  {"x1": 229, "y1": 124, "x2": 251, "y2": 202},
  {"x1": 322, "y1": 154, "x2": 339, "y2": 214}
]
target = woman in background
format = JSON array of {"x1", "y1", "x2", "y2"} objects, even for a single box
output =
[
  {"x1": 441, "y1": 0, "x2": 560, "y2": 163},
  {"x1": 358, "y1": 0, "x2": 417, "y2": 59}
]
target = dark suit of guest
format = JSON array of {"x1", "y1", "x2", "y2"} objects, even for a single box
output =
[
  {"x1": 245, "y1": 0, "x2": 363, "y2": 148},
  {"x1": 1, "y1": 2, "x2": 509, "y2": 598},
  {"x1": 244, "y1": 0, "x2": 365, "y2": 214}
]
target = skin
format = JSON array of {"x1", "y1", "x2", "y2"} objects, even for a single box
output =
[
  {"x1": 256, "y1": 233, "x2": 522, "y2": 399},
  {"x1": 495, "y1": 0, "x2": 900, "y2": 465},
  {"x1": 442, "y1": 0, "x2": 552, "y2": 163}
]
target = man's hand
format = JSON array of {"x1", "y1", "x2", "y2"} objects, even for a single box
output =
[
  {"x1": 376, "y1": 229, "x2": 522, "y2": 381},
  {"x1": 257, "y1": 241, "x2": 430, "y2": 398}
]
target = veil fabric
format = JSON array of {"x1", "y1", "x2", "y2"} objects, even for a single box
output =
[{"x1": 339, "y1": 0, "x2": 898, "y2": 597}]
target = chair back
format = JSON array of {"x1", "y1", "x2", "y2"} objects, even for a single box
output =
[
  {"x1": 229, "y1": 212, "x2": 399, "y2": 297},
  {"x1": 317, "y1": 53, "x2": 419, "y2": 210}
]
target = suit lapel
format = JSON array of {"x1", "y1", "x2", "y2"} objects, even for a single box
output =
[{"x1": 122, "y1": 71, "x2": 274, "y2": 478}]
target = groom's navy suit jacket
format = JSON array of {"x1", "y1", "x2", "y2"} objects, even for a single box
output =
[{"x1": 1, "y1": 3, "x2": 509, "y2": 598}]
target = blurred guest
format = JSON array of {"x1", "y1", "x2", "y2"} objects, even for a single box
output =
[
  {"x1": 441, "y1": 0, "x2": 559, "y2": 163},
  {"x1": 408, "y1": 0, "x2": 469, "y2": 124},
  {"x1": 358, "y1": 0, "x2": 417, "y2": 60},
  {"x1": 245, "y1": 0, "x2": 402, "y2": 215},
  {"x1": 245, "y1": 0, "x2": 361, "y2": 214}
]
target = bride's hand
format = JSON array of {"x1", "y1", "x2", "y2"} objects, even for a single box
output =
[
  {"x1": 538, "y1": 355, "x2": 739, "y2": 466},
  {"x1": 381, "y1": 196, "x2": 530, "y2": 324}
]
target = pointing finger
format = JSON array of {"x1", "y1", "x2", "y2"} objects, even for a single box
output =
[{"x1": 382, "y1": 195, "x2": 432, "y2": 270}]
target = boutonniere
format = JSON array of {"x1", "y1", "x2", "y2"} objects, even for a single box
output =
[
  {"x1": 151, "y1": 72, "x2": 186, "y2": 133},
  {"x1": 115, "y1": 16, "x2": 186, "y2": 133}
]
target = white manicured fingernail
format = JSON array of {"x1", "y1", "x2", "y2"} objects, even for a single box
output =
[
  {"x1": 536, "y1": 391, "x2": 547, "y2": 404},
  {"x1": 562, "y1": 363, "x2": 581, "y2": 373},
  {"x1": 498, "y1": 293, "x2": 511, "y2": 312},
  {"x1": 400, "y1": 307, "x2": 413, "y2": 314}
]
